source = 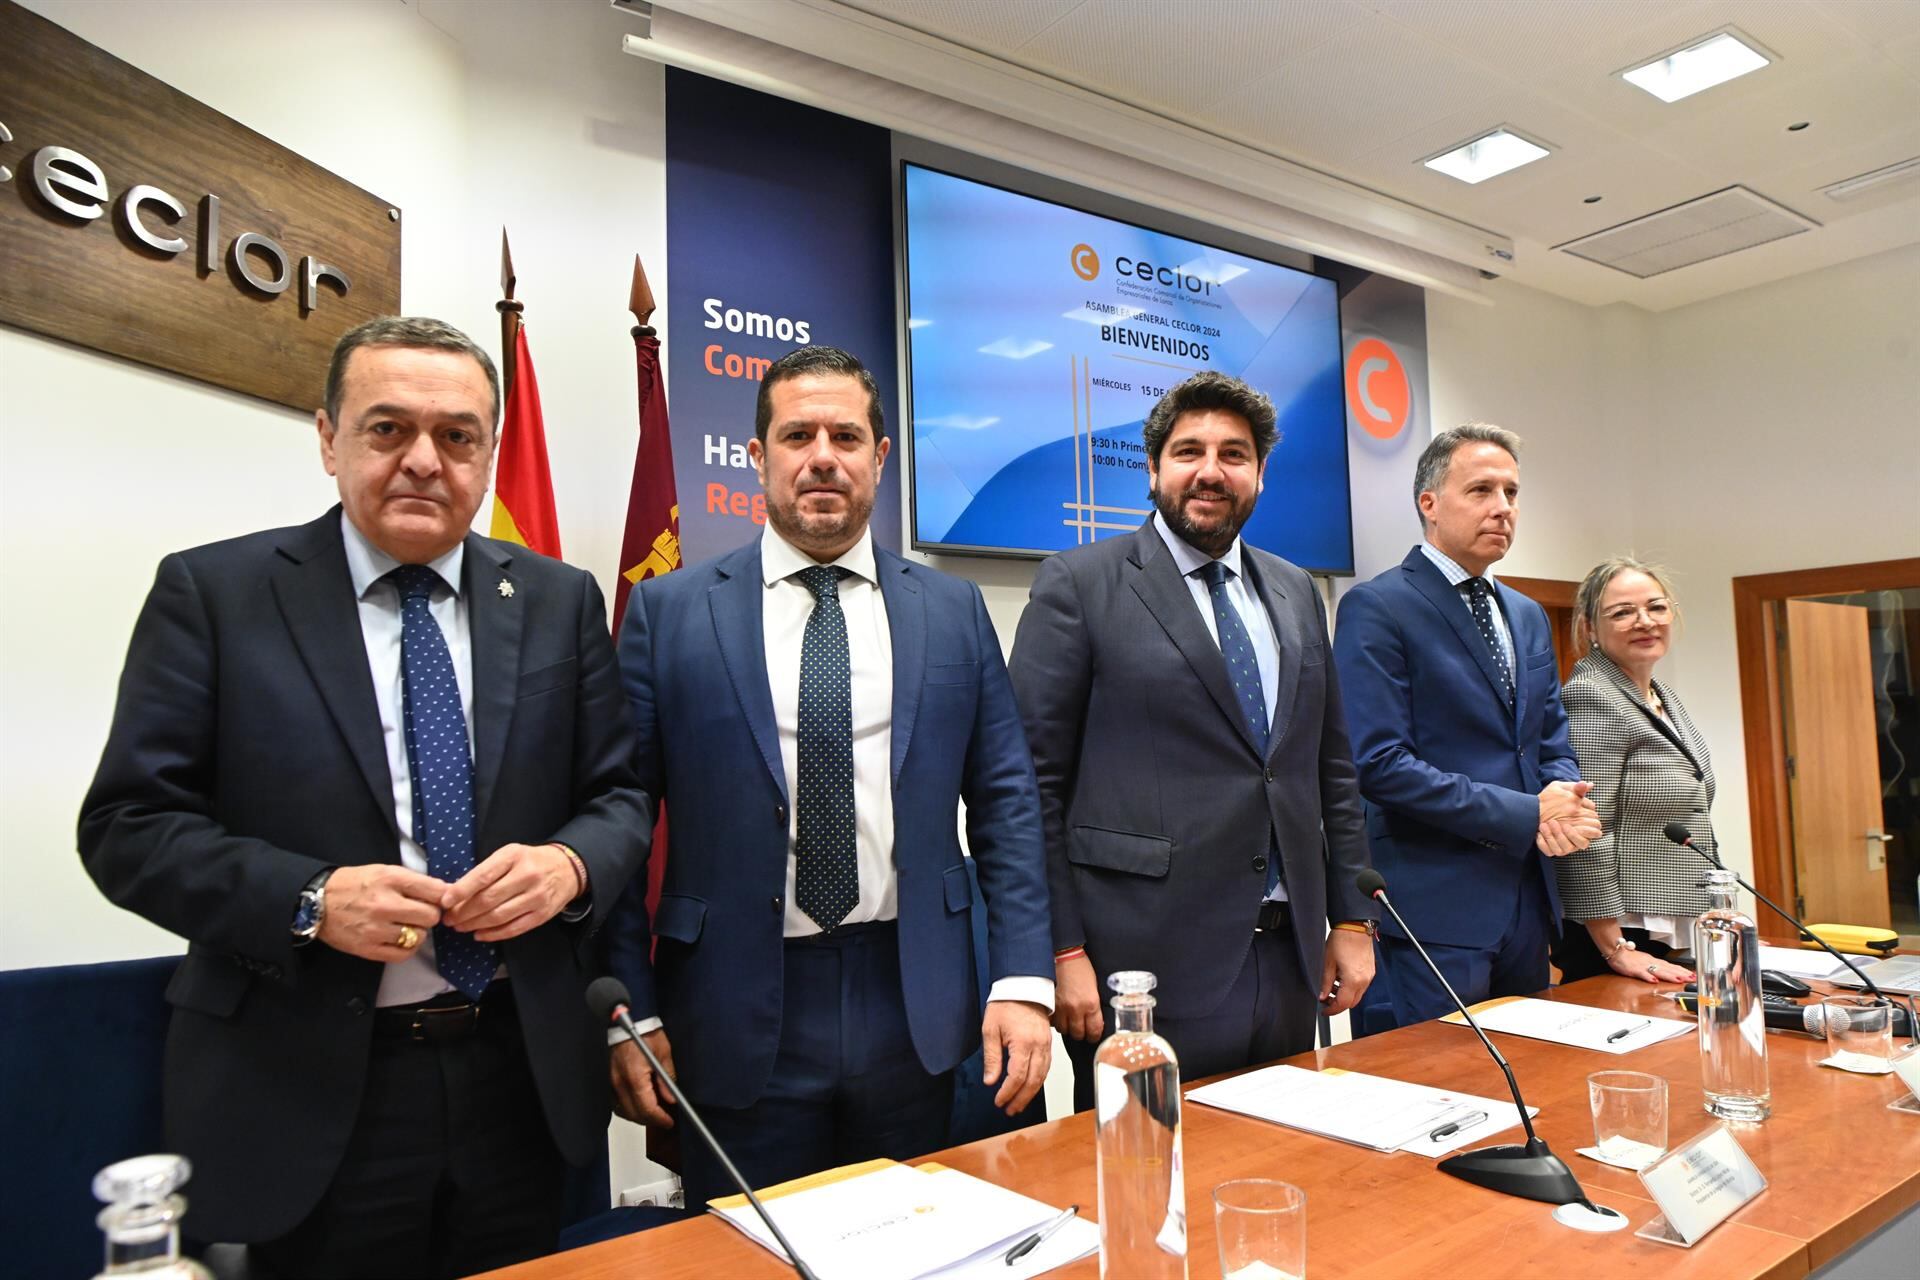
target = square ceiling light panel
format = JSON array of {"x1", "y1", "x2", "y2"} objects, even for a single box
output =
[
  {"x1": 1423, "y1": 129, "x2": 1551, "y2": 185},
  {"x1": 1622, "y1": 30, "x2": 1771, "y2": 104}
]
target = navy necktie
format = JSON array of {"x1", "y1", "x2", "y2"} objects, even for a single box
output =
[
  {"x1": 388, "y1": 564, "x2": 494, "y2": 999},
  {"x1": 1199, "y1": 560, "x2": 1269, "y2": 756},
  {"x1": 794, "y1": 565, "x2": 858, "y2": 932},
  {"x1": 1465, "y1": 577, "x2": 1515, "y2": 703}
]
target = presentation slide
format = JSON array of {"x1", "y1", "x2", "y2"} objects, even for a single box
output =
[{"x1": 903, "y1": 163, "x2": 1353, "y2": 571}]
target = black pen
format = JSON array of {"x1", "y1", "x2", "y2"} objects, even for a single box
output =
[
  {"x1": 1005, "y1": 1203, "x2": 1079, "y2": 1265},
  {"x1": 1607, "y1": 1019, "x2": 1650, "y2": 1044},
  {"x1": 1428, "y1": 1109, "x2": 1487, "y2": 1142}
]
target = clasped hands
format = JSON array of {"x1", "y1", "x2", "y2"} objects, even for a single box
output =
[
  {"x1": 315, "y1": 843, "x2": 579, "y2": 963},
  {"x1": 1537, "y1": 780, "x2": 1601, "y2": 857}
]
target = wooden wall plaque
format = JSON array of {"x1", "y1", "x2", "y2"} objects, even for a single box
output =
[{"x1": 0, "y1": 1, "x2": 402, "y2": 412}]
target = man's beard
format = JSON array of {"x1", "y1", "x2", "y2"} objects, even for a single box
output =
[
  {"x1": 1153, "y1": 482, "x2": 1256, "y2": 557},
  {"x1": 767, "y1": 483, "x2": 874, "y2": 556}
]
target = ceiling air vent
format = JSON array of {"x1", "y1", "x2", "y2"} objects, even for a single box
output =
[{"x1": 1553, "y1": 186, "x2": 1816, "y2": 278}]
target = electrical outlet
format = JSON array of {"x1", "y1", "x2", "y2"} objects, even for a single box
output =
[{"x1": 617, "y1": 1176, "x2": 682, "y2": 1209}]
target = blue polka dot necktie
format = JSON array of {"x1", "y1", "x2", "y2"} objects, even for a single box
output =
[
  {"x1": 388, "y1": 564, "x2": 494, "y2": 999},
  {"x1": 1465, "y1": 577, "x2": 1515, "y2": 704},
  {"x1": 1200, "y1": 560, "x2": 1270, "y2": 757},
  {"x1": 794, "y1": 565, "x2": 858, "y2": 932}
]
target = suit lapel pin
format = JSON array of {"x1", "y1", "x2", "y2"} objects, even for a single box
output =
[{"x1": 497, "y1": 578, "x2": 515, "y2": 599}]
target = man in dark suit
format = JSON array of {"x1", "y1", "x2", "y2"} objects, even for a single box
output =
[
  {"x1": 79, "y1": 317, "x2": 649, "y2": 1278},
  {"x1": 1332, "y1": 423, "x2": 1599, "y2": 1034},
  {"x1": 604, "y1": 346, "x2": 1053, "y2": 1206},
  {"x1": 1007, "y1": 372, "x2": 1377, "y2": 1105}
]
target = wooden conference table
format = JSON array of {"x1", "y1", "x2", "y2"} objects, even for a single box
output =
[{"x1": 487, "y1": 974, "x2": 1920, "y2": 1280}]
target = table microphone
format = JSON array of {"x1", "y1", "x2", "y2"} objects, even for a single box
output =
[
  {"x1": 1357, "y1": 870, "x2": 1612, "y2": 1215},
  {"x1": 1661, "y1": 822, "x2": 1918, "y2": 1046},
  {"x1": 1676, "y1": 990, "x2": 1915, "y2": 1038},
  {"x1": 587, "y1": 977, "x2": 821, "y2": 1280}
]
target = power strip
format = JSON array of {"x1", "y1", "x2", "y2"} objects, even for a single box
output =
[{"x1": 617, "y1": 1176, "x2": 683, "y2": 1210}]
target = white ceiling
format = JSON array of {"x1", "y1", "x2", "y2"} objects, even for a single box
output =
[{"x1": 841, "y1": 0, "x2": 1920, "y2": 310}]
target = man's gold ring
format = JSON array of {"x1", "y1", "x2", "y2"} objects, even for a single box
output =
[{"x1": 396, "y1": 924, "x2": 421, "y2": 951}]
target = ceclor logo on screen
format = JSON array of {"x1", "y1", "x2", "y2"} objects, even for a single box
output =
[
  {"x1": 1345, "y1": 337, "x2": 1410, "y2": 440},
  {"x1": 1071, "y1": 243, "x2": 1100, "y2": 280}
]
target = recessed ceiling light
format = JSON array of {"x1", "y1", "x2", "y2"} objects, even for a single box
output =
[
  {"x1": 1787, "y1": 121, "x2": 1810, "y2": 132},
  {"x1": 1821, "y1": 156, "x2": 1920, "y2": 202},
  {"x1": 1422, "y1": 129, "x2": 1551, "y2": 185},
  {"x1": 1622, "y1": 31, "x2": 1771, "y2": 103},
  {"x1": 1583, "y1": 195, "x2": 1603, "y2": 204}
]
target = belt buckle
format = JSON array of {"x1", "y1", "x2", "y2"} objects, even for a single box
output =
[
  {"x1": 1255, "y1": 901, "x2": 1288, "y2": 933},
  {"x1": 408, "y1": 1002, "x2": 479, "y2": 1042}
]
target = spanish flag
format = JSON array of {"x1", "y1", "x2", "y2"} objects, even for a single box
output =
[{"x1": 489, "y1": 324, "x2": 563, "y2": 559}]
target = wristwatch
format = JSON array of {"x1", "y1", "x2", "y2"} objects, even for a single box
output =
[
  {"x1": 1334, "y1": 919, "x2": 1379, "y2": 941},
  {"x1": 291, "y1": 869, "x2": 334, "y2": 942}
]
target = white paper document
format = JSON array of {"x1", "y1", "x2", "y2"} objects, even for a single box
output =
[
  {"x1": 1186, "y1": 1064, "x2": 1533, "y2": 1156},
  {"x1": 1756, "y1": 944, "x2": 1852, "y2": 980},
  {"x1": 710, "y1": 1163, "x2": 1093, "y2": 1280},
  {"x1": 1442, "y1": 997, "x2": 1692, "y2": 1054}
]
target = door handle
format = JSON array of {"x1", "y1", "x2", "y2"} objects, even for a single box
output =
[{"x1": 1867, "y1": 830, "x2": 1891, "y2": 872}]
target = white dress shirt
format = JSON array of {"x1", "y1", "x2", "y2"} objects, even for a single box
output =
[
  {"x1": 1151, "y1": 514, "x2": 1287, "y2": 903},
  {"x1": 340, "y1": 514, "x2": 493, "y2": 1008},
  {"x1": 761, "y1": 525, "x2": 1052, "y2": 1010},
  {"x1": 1421, "y1": 541, "x2": 1515, "y2": 676}
]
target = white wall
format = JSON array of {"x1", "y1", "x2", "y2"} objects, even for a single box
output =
[{"x1": 2, "y1": 0, "x2": 667, "y2": 972}]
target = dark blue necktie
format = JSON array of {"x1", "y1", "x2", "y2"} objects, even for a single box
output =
[
  {"x1": 388, "y1": 565, "x2": 494, "y2": 999},
  {"x1": 1465, "y1": 577, "x2": 1515, "y2": 704},
  {"x1": 794, "y1": 565, "x2": 858, "y2": 932},
  {"x1": 1200, "y1": 560, "x2": 1269, "y2": 756}
]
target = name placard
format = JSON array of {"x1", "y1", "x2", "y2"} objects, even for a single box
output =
[
  {"x1": 1634, "y1": 1124, "x2": 1768, "y2": 1247},
  {"x1": 1892, "y1": 1047, "x2": 1920, "y2": 1114},
  {"x1": 0, "y1": 1, "x2": 401, "y2": 411}
]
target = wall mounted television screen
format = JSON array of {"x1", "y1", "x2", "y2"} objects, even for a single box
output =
[{"x1": 901, "y1": 162, "x2": 1353, "y2": 571}]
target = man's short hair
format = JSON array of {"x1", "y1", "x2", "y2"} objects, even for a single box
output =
[
  {"x1": 1141, "y1": 371, "x2": 1279, "y2": 465},
  {"x1": 754, "y1": 345, "x2": 885, "y2": 444},
  {"x1": 324, "y1": 316, "x2": 501, "y2": 433},
  {"x1": 1411, "y1": 422, "x2": 1523, "y2": 522}
]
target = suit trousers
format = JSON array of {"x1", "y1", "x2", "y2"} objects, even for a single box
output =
[
  {"x1": 1067, "y1": 915, "x2": 1316, "y2": 1113},
  {"x1": 679, "y1": 922, "x2": 955, "y2": 1208},
  {"x1": 1353, "y1": 867, "x2": 1552, "y2": 1037},
  {"x1": 248, "y1": 991, "x2": 563, "y2": 1280}
]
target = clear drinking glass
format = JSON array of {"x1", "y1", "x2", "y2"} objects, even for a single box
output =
[
  {"x1": 1213, "y1": 1179, "x2": 1306, "y2": 1280},
  {"x1": 1587, "y1": 1070, "x2": 1668, "y2": 1169},
  {"x1": 1822, "y1": 995, "x2": 1895, "y2": 1073}
]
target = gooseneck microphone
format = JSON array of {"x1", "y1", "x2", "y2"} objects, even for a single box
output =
[
  {"x1": 586, "y1": 978, "x2": 820, "y2": 1280},
  {"x1": 1662, "y1": 822, "x2": 1917, "y2": 1045},
  {"x1": 1357, "y1": 870, "x2": 1608, "y2": 1213}
]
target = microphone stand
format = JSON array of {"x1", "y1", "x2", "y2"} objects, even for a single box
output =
[
  {"x1": 1669, "y1": 829, "x2": 1920, "y2": 1047},
  {"x1": 1369, "y1": 886, "x2": 1604, "y2": 1211}
]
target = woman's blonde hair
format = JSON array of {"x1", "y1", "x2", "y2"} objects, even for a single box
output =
[{"x1": 1574, "y1": 555, "x2": 1678, "y2": 647}]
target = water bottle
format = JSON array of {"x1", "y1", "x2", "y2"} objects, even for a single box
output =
[
  {"x1": 1093, "y1": 970, "x2": 1188, "y2": 1280},
  {"x1": 1693, "y1": 869, "x2": 1770, "y2": 1122},
  {"x1": 92, "y1": 1154, "x2": 214, "y2": 1278}
]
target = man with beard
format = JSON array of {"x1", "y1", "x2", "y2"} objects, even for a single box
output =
[
  {"x1": 602, "y1": 345, "x2": 1054, "y2": 1204},
  {"x1": 1008, "y1": 371, "x2": 1376, "y2": 1108}
]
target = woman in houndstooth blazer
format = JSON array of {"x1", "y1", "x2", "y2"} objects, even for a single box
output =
[{"x1": 1553, "y1": 557, "x2": 1714, "y2": 984}]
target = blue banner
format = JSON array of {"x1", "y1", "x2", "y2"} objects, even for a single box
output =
[{"x1": 665, "y1": 69, "x2": 903, "y2": 564}]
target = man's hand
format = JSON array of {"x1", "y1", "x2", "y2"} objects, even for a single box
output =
[
  {"x1": 1320, "y1": 928, "x2": 1375, "y2": 1015},
  {"x1": 1053, "y1": 952, "x2": 1104, "y2": 1043},
  {"x1": 610, "y1": 1030, "x2": 678, "y2": 1128},
  {"x1": 1537, "y1": 779, "x2": 1593, "y2": 825},
  {"x1": 981, "y1": 1000, "x2": 1052, "y2": 1116},
  {"x1": 441, "y1": 842, "x2": 577, "y2": 941},
  {"x1": 1538, "y1": 801, "x2": 1603, "y2": 857},
  {"x1": 316, "y1": 864, "x2": 446, "y2": 962}
]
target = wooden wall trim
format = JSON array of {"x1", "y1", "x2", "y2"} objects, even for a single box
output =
[
  {"x1": 1499, "y1": 575, "x2": 1578, "y2": 608},
  {"x1": 1732, "y1": 557, "x2": 1920, "y2": 914}
]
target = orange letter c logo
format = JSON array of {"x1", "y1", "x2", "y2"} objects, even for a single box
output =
[{"x1": 1070, "y1": 243, "x2": 1100, "y2": 281}]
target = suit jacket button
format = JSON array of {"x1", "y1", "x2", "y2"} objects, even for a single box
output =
[
  {"x1": 1264, "y1": 767, "x2": 1275, "y2": 783},
  {"x1": 347, "y1": 997, "x2": 368, "y2": 1015},
  {"x1": 1252, "y1": 855, "x2": 1269, "y2": 872},
  {"x1": 776, "y1": 804, "x2": 788, "y2": 827},
  {"x1": 771, "y1": 896, "x2": 784, "y2": 913}
]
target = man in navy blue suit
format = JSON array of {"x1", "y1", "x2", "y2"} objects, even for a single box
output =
[
  {"x1": 604, "y1": 346, "x2": 1054, "y2": 1205},
  {"x1": 1333, "y1": 424, "x2": 1599, "y2": 1033}
]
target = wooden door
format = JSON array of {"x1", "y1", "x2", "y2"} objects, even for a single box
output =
[{"x1": 1782, "y1": 600, "x2": 1890, "y2": 926}]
